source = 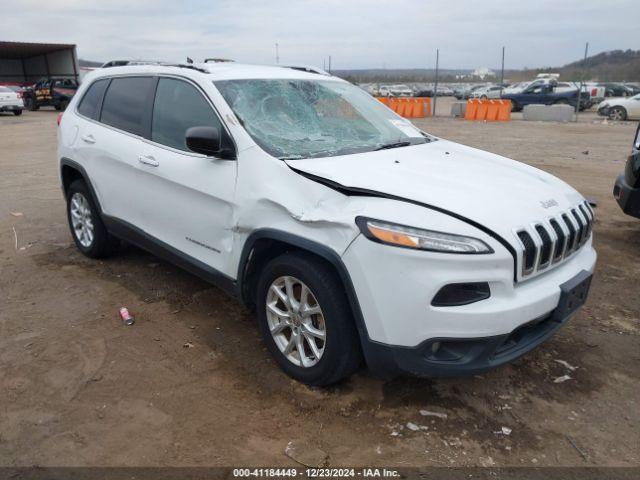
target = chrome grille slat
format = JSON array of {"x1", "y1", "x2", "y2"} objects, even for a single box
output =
[{"x1": 517, "y1": 202, "x2": 594, "y2": 280}]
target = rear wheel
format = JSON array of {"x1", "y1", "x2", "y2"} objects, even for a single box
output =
[
  {"x1": 66, "y1": 180, "x2": 119, "y2": 258},
  {"x1": 609, "y1": 106, "x2": 627, "y2": 121},
  {"x1": 13, "y1": 110, "x2": 22, "y2": 116},
  {"x1": 55, "y1": 99, "x2": 69, "y2": 111},
  {"x1": 24, "y1": 96, "x2": 38, "y2": 111},
  {"x1": 511, "y1": 101, "x2": 520, "y2": 112},
  {"x1": 256, "y1": 252, "x2": 362, "y2": 386}
]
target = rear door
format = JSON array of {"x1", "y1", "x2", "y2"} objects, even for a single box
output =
[
  {"x1": 76, "y1": 76, "x2": 156, "y2": 226},
  {"x1": 133, "y1": 76, "x2": 237, "y2": 274}
]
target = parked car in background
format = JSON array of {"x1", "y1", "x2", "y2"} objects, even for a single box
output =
[
  {"x1": 23, "y1": 78, "x2": 78, "y2": 111},
  {"x1": 413, "y1": 86, "x2": 434, "y2": 97},
  {"x1": 623, "y1": 83, "x2": 640, "y2": 96},
  {"x1": 599, "y1": 83, "x2": 633, "y2": 98},
  {"x1": 597, "y1": 93, "x2": 640, "y2": 120},
  {"x1": 434, "y1": 85, "x2": 454, "y2": 96},
  {"x1": 471, "y1": 85, "x2": 503, "y2": 99},
  {"x1": 501, "y1": 83, "x2": 589, "y2": 111},
  {"x1": 379, "y1": 84, "x2": 413, "y2": 97},
  {"x1": 57, "y1": 62, "x2": 596, "y2": 385},
  {"x1": 613, "y1": 123, "x2": 640, "y2": 219},
  {"x1": 584, "y1": 83, "x2": 606, "y2": 104},
  {"x1": 0, "y1": 85, "x2": 24, "y2": 115},
  {"x1": 454, "y1": 84, "x2": 484, "y2": 100}
]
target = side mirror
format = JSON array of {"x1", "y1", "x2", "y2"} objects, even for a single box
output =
[{"x1": 186, "y1": 126, "x2": 235, "y2": 160}]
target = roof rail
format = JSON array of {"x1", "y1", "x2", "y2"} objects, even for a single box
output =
[
  {"x1": 100, "y1": 59, "x2": 208, "y2": 74},
  {"x1": 282, "y1": 65, "x2": 331, "y2": 76},
  {"x1": 204, "y1": 58, "x2": 234, "y2": 63}
]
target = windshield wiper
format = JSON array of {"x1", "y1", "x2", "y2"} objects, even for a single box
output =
[{"x1": 374, "y1": 141, "x2": 412, "y2": 151}]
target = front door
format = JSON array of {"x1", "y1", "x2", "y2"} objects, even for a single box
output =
[{"x1": 134, "y1": 77, "x2": 237, "y2": 276}]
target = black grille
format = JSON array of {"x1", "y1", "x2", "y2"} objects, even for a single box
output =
[
  {"x1": 535, "y1": 225, "x2": 552, "y2": 267},
  {"x1": 549, "y1": 219, "x2": 565, "y2": 262},
  {"x1": 562, "y1": 214, "x2": 577, "y2": 253},
  {"x1": 518, "y1": 203, "x2": 594, "y2": 279},
  {"x1": 572, "y1": 209, "x2": 585, "y2": 245},
  {"x1": 578, "y1": 204, "x2": 592, "y2": 241},
  {"x1": 517, "y1": 230, "x2": 536, "y2": 272}
]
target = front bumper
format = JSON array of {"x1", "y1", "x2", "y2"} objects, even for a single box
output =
[
  {"x1": 364, "y1": 310, "x2": 567, "y2": 377},
  {"x1": 342, "y1": 232, "x2": 597, "y2": 377},
  {"x1": 614, "y1": 173, "x2": 640, "y2": 218}
]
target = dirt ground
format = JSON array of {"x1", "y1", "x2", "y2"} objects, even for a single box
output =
[{"x1": 1, "y1": 101, "x2": 638, "y2": 468}]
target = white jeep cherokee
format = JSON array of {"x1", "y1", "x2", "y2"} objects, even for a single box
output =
[{"x1": 57, "y1": 63, "x2": 597, "y2": 386}]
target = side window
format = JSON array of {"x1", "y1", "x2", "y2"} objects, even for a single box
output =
[
  {"x1": 152, "y1": 78, "x2": 222, "y2": 152},
  {"x1": 77, "y1": 79, "x2": 109, "y2": 120},
  {"x1": 101, "y1": 76, "x2": 155, "y2": 136}
]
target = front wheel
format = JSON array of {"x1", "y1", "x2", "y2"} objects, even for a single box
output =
[
  {"x1": 66, "y1": 180, "x2": 119, "y2": 258},
  {"x1": 608, "y1": 106, "x2": 627, "y2": 121},
  {"x1": 13, "y1": 110, "x2": 22, "y2": 116},
  {"x1": 256, "y1": 252, "x2": 362, "y2": 386}
]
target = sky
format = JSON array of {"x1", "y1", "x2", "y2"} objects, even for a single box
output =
[{"x1": 7, "y1": 0, "x2": 639, "y2": 70}]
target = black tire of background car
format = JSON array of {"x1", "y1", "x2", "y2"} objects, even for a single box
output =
[
  {"x1": 66, "y1": 180, "x2": 119, "y2": 258},
  {"x1": 24, "y1": 96, "x2": 39, "y2": 111},
  {"x1": 256, "y1": 252, "x2": 362, "y2": 386},
  {"x1": 13, "y1": 110, "x2": 22, "y2": 116},
  {"x1": 511, "y1": 101, "x2": 520, "y2": 112}
]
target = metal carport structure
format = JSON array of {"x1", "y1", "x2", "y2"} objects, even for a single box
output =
[{"x1": 0, "y1": 41, "x2": 79, "y2": 85}]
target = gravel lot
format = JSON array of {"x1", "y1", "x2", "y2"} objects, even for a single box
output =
[{"x1": 1, "y1": 103, "x2": 638, "y2": 468}]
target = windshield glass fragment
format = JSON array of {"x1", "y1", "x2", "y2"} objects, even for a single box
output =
[{"x1": 214, "y1": 79, "x2": 431, "y2": 159}]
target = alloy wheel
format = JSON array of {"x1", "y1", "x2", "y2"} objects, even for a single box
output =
[
  {"x1": 266, "y1": 276, "x2": 326, "y2": 368},
  {"x1": 70, "y1": 192, "x2": 94, "y2": 248}
]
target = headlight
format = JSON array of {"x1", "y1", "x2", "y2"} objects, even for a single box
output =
[{"x1": 356, "y1": 217, "x2": 493, "y2": 254}]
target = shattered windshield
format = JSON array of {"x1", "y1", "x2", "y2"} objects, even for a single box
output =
[{"x1": 214, "y1": 79, "x2": 430, "y2": 159}]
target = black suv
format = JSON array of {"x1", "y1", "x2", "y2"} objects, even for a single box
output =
[
  {"x1": 23, "y1": 78, "x2": 78, "y2": 111},
  {"x1": 613, "y1": 123, "x2": 640, "y2": 218}
]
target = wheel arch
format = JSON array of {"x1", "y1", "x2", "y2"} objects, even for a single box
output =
[
  {"x1": 60, "y1": 158, "x2": 103, "y2": 213},
  {"x1": 237, "y1": 229, "x2": 371, "y2": 345}
]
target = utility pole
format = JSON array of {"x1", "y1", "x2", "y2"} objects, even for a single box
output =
[
  {"x1": 432, "y1": 49, "x2": 439, "y2": 117},
  {"x1": 575, "y1": 41, "x2": 589, "y2": 122},
  {"x1": 275, "y1": 43, "x2": 279, "y2": 64},
  {"x1": 499, "y1": 46, "x2": 505, "y2": 98}
]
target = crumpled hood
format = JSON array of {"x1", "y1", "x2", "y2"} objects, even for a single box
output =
[{"x1": 285, "y1": 140, "x2": 584, "y2": 243}]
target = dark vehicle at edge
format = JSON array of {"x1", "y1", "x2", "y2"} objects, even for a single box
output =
[
  {"x1": 613, "y1": 123, "x2": 640, "y2": 219},
  {"x1": 501, "y1": 83, "x2": 590, "y2": 112},
  {"x1": 22, "y1": 78, "x2": 78, "y2": 111}
]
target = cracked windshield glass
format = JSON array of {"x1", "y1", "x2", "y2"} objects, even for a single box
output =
[{"x1": 214, "y1": 79, "x2": 430, "y2": 159}]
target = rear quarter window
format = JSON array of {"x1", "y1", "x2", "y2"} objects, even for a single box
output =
[
  {"x1": 100, "y1": 76, "x2": 155, "y2": 136},
  {"x1": 77, "y1": 79, "x2": 109, "y2": 120}
]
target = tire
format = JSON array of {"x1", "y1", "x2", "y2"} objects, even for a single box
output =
[
  {"x1": 511, "y1": 101, "x2": 520, "y2": 112},
  {"x1": 480, "y1": 94, "x2": 488, "y2": 100},
  {"x1": 24, "y1": 96, "x2": 38, "y2": 111},
  {"x1": 256, "y1": 252, "x2": 362, "y2": 386},
  {"x1": 13, "y1": 110, "x2": 22, "y2": 116},
  {"x1": 66, "y1": 179, "x2": 119, "y2": 258},
  {"x1": 554, "y1": 99, "x2": 569, "y2": 105},
  {"x1": 56, "y1": 99, "x2": 69, "y2": 111},
  {"x1": 608, "y1": 106, "x2": 627, "y2": 121}
]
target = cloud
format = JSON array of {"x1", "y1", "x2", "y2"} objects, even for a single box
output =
[{"x1": 7, "y1": 0, "x2": 639, "y2": 69}]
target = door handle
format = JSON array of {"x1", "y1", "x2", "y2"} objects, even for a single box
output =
[
  {"x1": 81, "y1": 134, "x2": 96, "y2": 144},
  {"x1": 138, "y1": 155, "x2": 159, "y2": 167}
]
